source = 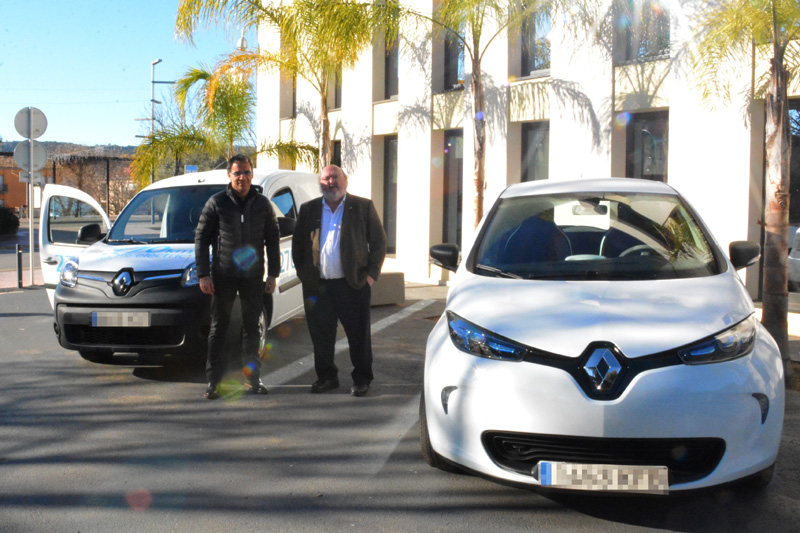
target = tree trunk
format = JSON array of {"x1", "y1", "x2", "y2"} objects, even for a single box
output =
[
  {"x1": 320, "y1": 79, "x2": 331, "y2": 169},
  {"x1": 471, "y1": 59, "x2": 486, "y2": 229},
  {"x1": 762, "y1": 58, "x2": 793, "y2": 385}
]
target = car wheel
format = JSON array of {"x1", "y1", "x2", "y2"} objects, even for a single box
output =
[
  {"x1": 419, "y1": 391, "x2": 461, "y2": 473},
  {"x1": 78, "y1": 348, "x2": 113, "y2": 363},
  {"x1": 740, "y1": 463, "x2": 775, "y2": 489}
]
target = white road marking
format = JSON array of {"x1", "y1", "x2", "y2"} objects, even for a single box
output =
[
  {"x1": 358, "y1": 393, "x2": 422, "y2": 475},
  {"x1": 262, "y1": 299, "x2": 436, "y2": 386}
]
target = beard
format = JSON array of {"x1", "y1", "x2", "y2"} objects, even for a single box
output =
[{"x1": 320, "y1": 184, "x2": 345, "y2": 204}]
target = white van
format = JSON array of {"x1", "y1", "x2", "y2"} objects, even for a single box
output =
[{"x1": 39, "y1": 168, "x2": 320, "y2": 362}]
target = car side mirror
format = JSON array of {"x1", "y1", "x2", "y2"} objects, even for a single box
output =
[
  {"x1": 729, "y1": 241, "x2": 760, "y2": 270},
  {"x1": 430, "y1": 243, "x2": 460, "y2": 272},
  {"x1": 76, "y1": 223, "x2": 103, "y2": 244},
  {"x1": 278, "y1": 217, "x2": 296, "y2": 238}
]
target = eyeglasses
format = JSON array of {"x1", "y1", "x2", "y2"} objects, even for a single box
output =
[{"x1": 231, "y1": 170, "x2": 252, "y2": 177}]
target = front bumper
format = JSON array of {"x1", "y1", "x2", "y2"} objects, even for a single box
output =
[
  {"x1": 53, "y1": 271, "x2": 210, "y2": 355},
  {"x1": 423, "y1": 315, "x2": 785, "y2": 491}
]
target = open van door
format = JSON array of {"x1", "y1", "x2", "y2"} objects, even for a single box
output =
[{"x1": 39, "y1": 184, "x2": 111, "y2": 308}]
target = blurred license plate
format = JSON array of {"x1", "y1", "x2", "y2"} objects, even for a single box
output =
[
  {"x1": 92, "y1": 311, "x2": 150, "y2": 328},
  {"x1": 537, "y1": 461, "x2": 668, "y2": 494}
]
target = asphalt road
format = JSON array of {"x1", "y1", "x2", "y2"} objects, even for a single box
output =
[{"x1": 0, "y1": 285, "x2": 798, "y2": 533}]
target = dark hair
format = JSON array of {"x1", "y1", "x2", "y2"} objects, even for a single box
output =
[{"x1": 227, "y1": 154, "x2": 253, "y2": 172}]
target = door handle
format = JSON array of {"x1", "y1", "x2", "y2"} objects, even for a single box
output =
[{"x1": 43, "y1": 257, "x2": 59, "y2": 265}]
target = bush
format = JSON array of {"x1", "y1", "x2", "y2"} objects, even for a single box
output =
[{"x1": 0, "y1": 207, "x2": 20, "y2": 235}]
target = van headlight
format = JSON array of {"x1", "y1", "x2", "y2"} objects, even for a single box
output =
[
  {"x1": 678, "y1": 315, "x2": 757, "y2": 365},
  {"x1": 446, "y1": 311, "x2": 527, "y2": 361},
  {"x1": 60, "y1": 261, "x2": 79, "y2": 288},
  {"x1": 181, "y1": 263, "x2": 200, "y2": 287}
]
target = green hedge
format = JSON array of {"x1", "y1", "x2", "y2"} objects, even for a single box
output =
[{"x1": 0, "y1": 207, "x2": 20, "y2": 235}]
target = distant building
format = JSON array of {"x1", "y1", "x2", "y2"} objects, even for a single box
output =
[{"x1": 0, "y1": 152, "x2": 55, "y2": 217}]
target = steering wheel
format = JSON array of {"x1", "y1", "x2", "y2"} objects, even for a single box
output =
[{"x1": 619, "y1": 244, "x2": 659, "y2": 257}]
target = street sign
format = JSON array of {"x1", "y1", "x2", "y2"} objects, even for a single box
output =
[
  {"x1": 13, "y1": 140, "x2": 48, "y2": 171},
  {"x1": 14, "y1": 107, "x2": 48, "y2": 139},
  {"x1": 19, "y1": 171, "x2": 45, "y2": 186},
  {"x1": 184, "y1": 165, "x2": 198, "y2": 173}
]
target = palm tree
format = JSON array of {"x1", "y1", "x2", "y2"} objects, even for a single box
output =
[
  {"x1": 132, "y1": 64, "x2": 317, "y2": 187},
  {"x1": 176, "y1": 0, "x2": 399, "y2": 170},
  {"x1": 411, "y1": 0, "x2": 544, "y2": 228},
  {"x1": 691, "y1": 0, "x2": 800, "y2": 385}
]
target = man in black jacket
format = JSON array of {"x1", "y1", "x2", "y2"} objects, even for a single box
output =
[{"x1": 195, "y1": 154, "x2": 281, "y2": 400}]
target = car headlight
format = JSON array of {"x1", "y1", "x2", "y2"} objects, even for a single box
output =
[
  {"x1": 60, "y1": 261, "x2": 79, "y2": 288},
  {"x1": 446, "y1": 311, "x2": 527, "y2": 361},
  {"x1": 181, "y1": 263, "x2": 200, "y2": 287},
  {"x1": 678, "y1": 315, "x2": 757, "y2": 365}
]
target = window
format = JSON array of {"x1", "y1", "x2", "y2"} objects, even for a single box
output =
[
  {"x1": 788, "y1": 100, "x2": 800, "y2": 229},
  {"x1": 385, "y1": 39, "x2": 399, "y2": 98},
  {"x1": 444, "y1": 28, "x2": 465, "y2": 90},
  {"x1": 520, "y1": 6, "x2": 551, "y2": 75},
  {"x1": 383, "y1": 135, "x2": 398, "y2": 254},
  {"x1": 331, "y1": 140, "x2": 342, "y2": 167},
  {"x1": 47, "y1": 196, "x2": 107, "y2": 245},
  {"x1": 443, "y1": 130, "x2": 464, "y2": 246},
  {"x1": 613, "y1": 0, "x2": 670, "y2": 64},
  {"x1": 271, "y1": 188, "x2": 298, "y2": 219},
  {"x1": 626, "y1": 110, "x2": 668, "y2": 182},
  {"x1": 521, "y1": 122, "x2": 549, "y2": 182},
  {"x1": 333, "y1": 64, "x2": 343, "y2": 109}
]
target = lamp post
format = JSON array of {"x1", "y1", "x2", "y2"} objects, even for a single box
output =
[{"x1": 135, "y1": 59, "x2": 174, "y2": 183}]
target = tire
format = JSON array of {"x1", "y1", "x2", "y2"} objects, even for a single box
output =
[
  {"x1": 78, "y1": 348, "x2": 113, "y2": 363},
  {"x1": 419, "y1": 391, "x2": 461, "y2": 473}
]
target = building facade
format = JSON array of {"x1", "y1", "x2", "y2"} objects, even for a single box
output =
[{"x1": 255, "y1": 1, "x2": 800, "y2": 296}]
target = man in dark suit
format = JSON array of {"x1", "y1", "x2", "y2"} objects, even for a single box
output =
[{"x1": 292, "y1": 165, "x2": 387, "y2": 397}]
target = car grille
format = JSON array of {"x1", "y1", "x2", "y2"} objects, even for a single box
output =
[
  {"x1": 482, "y1": 431, "x2": 725, "y2": 486},
  {"x1": 65, "y1": 325, "x2": 184, "y2": 347}
]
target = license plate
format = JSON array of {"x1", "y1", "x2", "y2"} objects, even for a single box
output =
[
  {"x1": 536, "y1": 461, "x2": 668, "y2": 494},
  {"x1": 91, "y1": 311, "x2": 150, "y2": 328}
]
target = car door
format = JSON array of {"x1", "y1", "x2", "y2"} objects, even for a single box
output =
[
  {"x1": 266, "y1": 178, "x2": 304, "y2": 327},
  {"x1": 39, "y1": 184, "x2": 111, "y2": 308}
]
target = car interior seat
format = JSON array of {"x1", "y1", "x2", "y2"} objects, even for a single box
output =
[{"x1": 502, "y1": 215, "x2": 573, "y2": 263}]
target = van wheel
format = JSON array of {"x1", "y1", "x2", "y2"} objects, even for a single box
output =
[
  {"x1": 419, "y1": 391, "x2": 461, "y2": 473},
  {"x1": 78, "y1": 348, "x2": 113, "y2": 363},
  {"x1": 258, "y1": 293, "x2": 274, "y2": 355}
]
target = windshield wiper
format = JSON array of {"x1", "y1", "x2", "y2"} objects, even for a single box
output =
[
  {"x1": 107, "y1": 238, "x2": 147, "y2": 244},
  {"x1": 149, "y1": 238, "x2": 193, "y2": 244},
  {"x1": 475, "y1": 264, "x2": 522, "y2": 279}
]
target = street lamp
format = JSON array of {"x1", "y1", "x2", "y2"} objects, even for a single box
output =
[{"x1": 135, "y1": 59, "x2": 174, "y2": 183}]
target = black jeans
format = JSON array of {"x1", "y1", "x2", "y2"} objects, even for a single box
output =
[
  {"x1": 206, "y1": 275, "x2": 265, "y2": 385},
  {"x1": 303, "y1": 278, "x2": 373, "y2": 386}
]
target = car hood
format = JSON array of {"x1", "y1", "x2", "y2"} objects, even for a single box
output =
[
  {"x1": 76, "y1": 242, "x2": 196, "y2": 272},
  {"x1": 445, "y1": 271, "x2": 754, "y2": 359}
]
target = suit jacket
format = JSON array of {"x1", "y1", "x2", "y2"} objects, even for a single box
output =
[{"x1": 292, "y1": 194, "x2": 387, "y2": 291}]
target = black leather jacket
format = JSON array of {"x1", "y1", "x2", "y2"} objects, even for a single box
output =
[{"x1": 195, "y1": 184, "x2": 281, "y2": 280}]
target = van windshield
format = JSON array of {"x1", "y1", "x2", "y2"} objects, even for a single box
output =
[
  {"x1": 472, "y1": 192, "x2": 721, "y2": 281},
  {"x1": 107, "y1": 185, "x2": 225, "y2": 244}
]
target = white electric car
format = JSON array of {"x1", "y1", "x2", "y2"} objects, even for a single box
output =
[
  {"x1": 422, "y1": 178, "x2": 784, "y2": 494},
  {"x1": 39, "y1": 168, "x2": 319, "y2": 362}
]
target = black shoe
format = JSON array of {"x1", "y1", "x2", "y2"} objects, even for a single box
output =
[
  {"x1": 311, "y1": 378, "x2": 339, "y2": 393},
  {"x1": 246, "y1": 380, "x2": 269, "y2": 395},
  {"x1": 350, "y1": 383, "x2": 370, "y2": 397},
  {"x1": 204, "y1": 383, "x2": 220, "y2": 400}
]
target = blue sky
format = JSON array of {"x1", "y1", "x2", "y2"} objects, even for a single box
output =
[{"x1": 0, "y1": 0, "x2": 255, "y2": 147}]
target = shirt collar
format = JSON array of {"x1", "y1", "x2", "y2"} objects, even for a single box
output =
[{"x1": 323, "y1": 193, "x2": 347, "y2": 212}]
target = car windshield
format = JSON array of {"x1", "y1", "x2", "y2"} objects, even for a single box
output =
[
  {"x1": 472, "y1": 191, "x2": 721, "y2": 281},
  {"x1": 107, "y1": 185, "x2": 226, "y2": 244}
]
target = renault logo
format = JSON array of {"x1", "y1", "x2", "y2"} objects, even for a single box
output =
[
  {"x1": 583, "y1": 348, "x2": 622, "y2": 391},
  {"x1": 112, "y1": 271, "x2": 133, "y2": 296}
]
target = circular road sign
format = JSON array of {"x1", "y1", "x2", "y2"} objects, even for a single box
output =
[
  {"x1": 14, "y1": 140, "x2": 48, "y2": 171},
  {"x1": 14, "y1": 107, "x2": 48, "y2": 139}
]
